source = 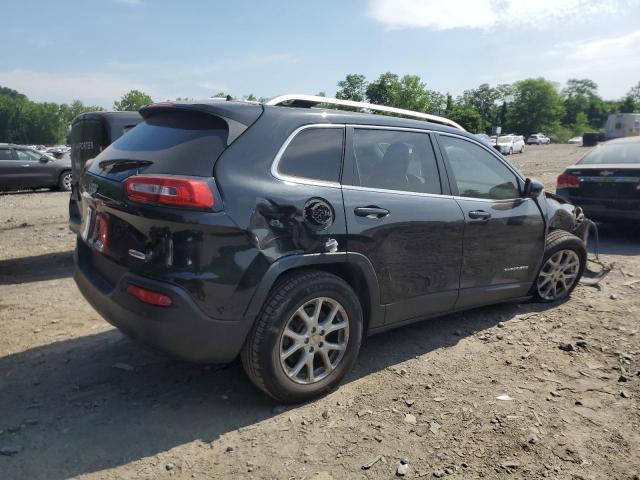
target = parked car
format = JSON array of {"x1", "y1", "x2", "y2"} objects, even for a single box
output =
[
  {"x1": 527, "y1": 133, "x2": 551, "y2": 145},
  {"x1": 68, "y1": 111, "x2": 142, "y2": 233},
  {"x1": 495, "y1": 135, "x2": 525, "y2": 155},
  {"x1": 0, "y1": 143, "x2": 72, "y2": 191},
  {"x1": 73, "y1": 95, "x2": 588, "y2": 402},
  {"x1": 556, "y1": 136, "x2": 640, "y2": 222},
  {"x1": 568, "y1": 136, "x2": 583, "y2": 145}
]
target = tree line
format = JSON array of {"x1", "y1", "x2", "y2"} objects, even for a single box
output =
[
  {"x1": 330, "y1": 74, "x2": 639, "y2": 141},
  {"x1": 0, "y1": 88, "x2": 152, "y2": 144},
  {"x1": 1, "y1": 76, "x2": 638, "y2": 144}
]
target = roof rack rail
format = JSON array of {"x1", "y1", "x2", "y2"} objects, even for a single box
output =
[{"x1": 265, "y1": 94, "x2": 465, "y2": 131}]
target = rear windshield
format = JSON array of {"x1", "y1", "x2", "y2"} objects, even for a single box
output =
[
  {"x1": 94, "y1": 110, "x2": 228, "y2": 177},
  {"x1": 580, "y1": 142, "x2": 640, "y2": 164}
]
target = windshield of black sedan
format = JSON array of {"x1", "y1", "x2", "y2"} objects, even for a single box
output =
[{"x1": 580, "y1": 141, "x2": 640, "y2": 164}]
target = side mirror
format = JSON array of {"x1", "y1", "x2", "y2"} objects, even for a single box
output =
[
  {"x1": 39, "y1": 156, "x2": 49, "y2": 163},
  {"x1": 523, "y1": 178, "x2": 544, "y2": 198}
]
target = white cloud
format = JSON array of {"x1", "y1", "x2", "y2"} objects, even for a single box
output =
[
  {"x1": 368, "y1": 0, "x2": 638, "y2": 30},
  {"x1": 543, "y1": 30, "x2": 640, "y2": 97},
  {"x1": 0, "y1": 69, "x2": 152, "y2": 107}
]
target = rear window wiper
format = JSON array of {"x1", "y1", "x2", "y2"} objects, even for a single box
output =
[{"x1": 98, "y1": 159, "x2": 153, "y2": 172}]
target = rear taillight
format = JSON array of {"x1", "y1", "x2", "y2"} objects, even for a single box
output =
[
  {"x1": 124, "y1": 175, "x2": 214, "y2": 209},
  {"x1": 127, "y1": 284, "x2": 172, "y2": 307},
  {"x1": 557, "y1": 172, "x2": 580, "y2": 189},
  {"x1": 81, "y1": 159, "x2": 93, "y2": 176},
  {"x1": 94, "y1": 213, "x2": 110, "y2": 253}
]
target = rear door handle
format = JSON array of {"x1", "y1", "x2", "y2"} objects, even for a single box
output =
[
  {"x1": 354, "y1": 206, "x2": 390, "y2": 218},
  {"x1": 468, "y1": 210, "x2": 491, "y2": 221}
]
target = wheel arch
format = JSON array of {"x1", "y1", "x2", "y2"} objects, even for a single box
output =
[{"x1": 243, "y1": 252, "x2": 384, "y2": 333}]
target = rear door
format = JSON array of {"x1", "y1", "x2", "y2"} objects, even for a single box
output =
[
  {"x1": 342, "y1": 127, "x2": 464, "y2": 327},
  {"x1": 436, "y1": 133, "x2": 545, "y2": 308}
]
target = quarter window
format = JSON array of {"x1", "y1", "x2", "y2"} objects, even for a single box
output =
[
  {"x1": 0, "y1": 148, "x2": 13, "y2": 160},
  {"x1": 353, "y1": 129, "x2": 441, "y2": 194},
  {"x1": 277, "y1": 127, "x2": 344, "y2": 183},
  {"x1": 440, "y1": 135, "x2": 520, "y2": 200}
]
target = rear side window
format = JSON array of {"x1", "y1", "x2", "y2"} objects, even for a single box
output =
[
  {"x1": 353, "y1": 129, "x2": 442, "y2": 194},
  {"x1": 439, "y1": 135, "x2": 520, "y2": 200},
  {"x1": 0, "y1": 148, "x2": 13, "y2": 160},
  {"x1": 96, "y1": 111, "x2": 229, "y2": 177},
  {"x1": 277, "y1": 127, "x2": 344, "y2": 183}
]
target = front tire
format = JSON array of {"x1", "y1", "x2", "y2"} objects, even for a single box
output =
[
  {"x1": 58, "y1": 171, "x2": 72, "y2": 191},
  {"x1": 241, "y1": 270, "x2": 363, "y2": 403},
  {"x1": 533, "y1": 230, "x2": 586, "y2": 302}
]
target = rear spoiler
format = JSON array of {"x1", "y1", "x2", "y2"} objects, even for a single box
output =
[{"x1": 140, "y1": 101, "x2": 264, "y2": 145}]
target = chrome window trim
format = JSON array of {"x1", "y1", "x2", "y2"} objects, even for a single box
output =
[
  {"x1": 347, "y1": 124, "x2": 435, "y2": 134},
  {"x1": 270, "y1": 124, "x2": 344, "y2": 189}
]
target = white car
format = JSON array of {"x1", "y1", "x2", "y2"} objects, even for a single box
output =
[
  {"x1": 495, "y1": 135, "x2": 525, "y2": 155},
  {"x1": 527, "y1": 133, "x2": 551, "y2": 145},
  {"x1": 567, "y1": 136, "x2": 583, "y2": 145}
]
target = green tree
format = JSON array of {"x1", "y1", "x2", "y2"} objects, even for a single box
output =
[
  {"x1": 561, "y1": 78, "x2": 603, "y2": 127},
  {"x1": 366, "y1": 72, "x2": 399, "y2": 106},
  {"x1": 618, "y1": 96, "x2": 637, "y2": 113},
  {"x1": 113, "y1": 90, "x2": 153, "y2": 111},
  {"x1": 627, "y1": 81, "x2": 640, "y2": 103},
  {"x1": 336, "y1": 74, "x2": 367, "y2": 102},
  {"x1": 506, "y1": 78, "x2": 564, "y2": 135},
  {"x1": 59, "y1": 100, "x2": 104, "y2": 125},
  {"x1": 448, "y1": 101, "x2": 482, "y2": 132},
  {"x1": 461, "y1": 83, "x2": 500, "y2": 131}
]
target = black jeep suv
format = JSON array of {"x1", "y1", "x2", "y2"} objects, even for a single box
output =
[{"x1": 72, "y1": 95, "x2": 587, "y2": 402}]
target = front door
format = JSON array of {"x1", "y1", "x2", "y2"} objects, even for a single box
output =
[
  {"x1": 15, "y1": 148, "x2": 53, "y2": 188},
  {"x1": 436, "y1": 134, "x2": 545, "y2": 309},
  {"x1": 343, "y1": 127, "x2": 465, "y2": 326}
]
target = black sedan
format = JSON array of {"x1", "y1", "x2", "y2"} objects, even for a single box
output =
[
  {"x1": 556, "y1": 136, "x2": 640, "y2": 222},
  {"x1": 0, "y1": 144, "x2": 72, "y2": 192}
]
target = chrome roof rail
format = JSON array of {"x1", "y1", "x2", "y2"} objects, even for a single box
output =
[{"x1": 265, "y1": 94, "x2": 465, "y2": 131}]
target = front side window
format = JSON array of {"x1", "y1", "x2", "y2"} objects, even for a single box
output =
[
  {"x1": 277, "y1": 127, "x2": 344, "y2": 183},
  {"x1": 440, "y1": 135, "x2": 520, "y2": 200},
  {"x1": 15, "y1": 149, "x2": 42, "y2": 161},
  {"x1": 353, "y1": 129, "x2": 441, "y2": 194},
  {"x1": 0, "y1": 148, "x2": 13, "y2": 160}
]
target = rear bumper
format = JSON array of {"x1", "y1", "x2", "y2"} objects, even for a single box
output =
[
  {"x1": 74, "y1": 250, "x2": 251, "y2": 363},
  {"x1": 555, "y1": 191, "x2": 640, "y2": 221}
]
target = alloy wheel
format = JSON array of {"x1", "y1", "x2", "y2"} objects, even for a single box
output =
[
  {"x1": 537, "y1": 249, "x2": 580, "y2": 301},
  {"x1": 279, "y1": 297, "x2": 349, "y2": 385},
  {"x1": 63, "y1": 173, "x2": 72, "y2": 190}
]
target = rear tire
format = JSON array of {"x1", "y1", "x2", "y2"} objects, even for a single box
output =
[
  {"x1": 532, "y1": 230, "x2": 586, "y2": 302},
  {"x1": 58, "y1": 171, "x2": 72, "y2": 191},
  {"x1": 241, "y1": 269, "x2": 363, "y2": 403}
]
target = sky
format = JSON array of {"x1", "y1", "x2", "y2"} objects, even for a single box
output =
[{"x1": 1, "y1": 0, "x2": 639, "y2": 108}]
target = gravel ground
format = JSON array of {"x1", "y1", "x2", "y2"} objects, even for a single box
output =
[{"x1": 1, "y1": 144, "x2": 639, "y2": 479}]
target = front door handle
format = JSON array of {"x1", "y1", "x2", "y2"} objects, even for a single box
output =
[
  {"x1": 21, "y1": 164, "x2": 31, "y2": 167},
  {"x1": 468, "y1": 210, "x2": 491, "y2": 221},
  {"x1": 354, "y1": 206, "x2": 390, "y2": 218}
]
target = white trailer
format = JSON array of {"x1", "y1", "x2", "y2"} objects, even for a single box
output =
[{"x1": 605, "y1": 113, "x2": 640, "y2": 139}]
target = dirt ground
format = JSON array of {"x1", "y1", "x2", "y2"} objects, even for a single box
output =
[{"x1": 1, "y1": 144, "x2": 639, "y2": 480}]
